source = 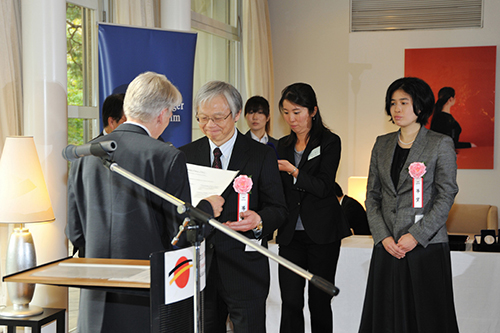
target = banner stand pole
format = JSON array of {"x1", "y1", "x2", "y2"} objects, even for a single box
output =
[{"x1": 184, "y1": 219, "x2": 204, "y2": 333}]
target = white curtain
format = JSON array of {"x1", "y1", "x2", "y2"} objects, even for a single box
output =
[
  {"x1": 0, "y1": 0, "x2": 23, "y2": 147},
  {"x1": 112, "y1": 0, "x2": 157, "y2": 27},
  {"x1": 0, "y1": 0, "x2": 23, "y2": 307},
  {"x1": 242, "y1": 0, "x2": 275, "y2": 133}
]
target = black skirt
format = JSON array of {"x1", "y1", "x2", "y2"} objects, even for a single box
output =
[{"x1": 359, "y1": 242, "x2": 459, "y2": 333}]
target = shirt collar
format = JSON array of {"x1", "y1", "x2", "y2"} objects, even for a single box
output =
[
  {"x1": 250, "y1": 131, "x2": 269, "y2": 144},
  {"x1": 124, "y1": 120, "x2": 152, "y2": 137}
]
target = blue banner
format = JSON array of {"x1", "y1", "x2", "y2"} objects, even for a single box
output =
[{"x1": 98, "y1": 23, "x2": 197, "y2": 147}]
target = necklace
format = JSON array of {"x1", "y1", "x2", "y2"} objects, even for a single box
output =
[{"x1": 398, "y1": 133, "x2": 415, "y2": 145}]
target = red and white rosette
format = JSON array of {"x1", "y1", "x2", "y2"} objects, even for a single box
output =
[
  {"x1": 408, "y1": 162, "x2": 426, "y2": 208},
  {"x1": 233, "y1": 175, "x2": 253, "y2": 221}
]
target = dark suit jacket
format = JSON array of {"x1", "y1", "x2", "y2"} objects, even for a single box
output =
[
  {"x1": 277, "y1": 129, "x2": 351, "y2": 246},
  {"x1": 66, "y1": 123, "x2": 207, "y2": 332},
  {"x1": 366, "y1": 126, "x2": 458, "y2": 247},
  {"x1": 341, "y1": 195, "x2": 371, "y2": 235},
  {"x1": 180, "y1": 130, "x2": 287, "y2": 300},
  {"x1": 244, "y1": 129, "x2": 279, "y2": 147}
]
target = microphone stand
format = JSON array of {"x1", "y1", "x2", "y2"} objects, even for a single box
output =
[{"x1": 101, "y1": 158, "x2": 339, "y2": 332}]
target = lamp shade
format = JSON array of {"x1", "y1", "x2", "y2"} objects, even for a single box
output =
[
  {"x1": 0, "y1": 136, "x2": 55, "y2": 224},
  {"x1": 348, "y1": 176, "x2": 368, "y2": 209}
]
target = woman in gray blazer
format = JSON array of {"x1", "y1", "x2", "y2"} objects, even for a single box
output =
[{"x1": 359, "y1": 77, "x2": 459, "y2": 333}]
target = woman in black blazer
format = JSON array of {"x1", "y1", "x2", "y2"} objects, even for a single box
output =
[
  {"x1": 276, "y1": 83, "x2": 351, "y2": 333},
  {"x1": 244, "y1": 95, "x2": 279, "y2": 147}
]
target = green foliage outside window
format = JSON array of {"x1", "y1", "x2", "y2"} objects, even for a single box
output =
[{"x1": 67, "y1": 3, "x2": 84, "y2": 146}]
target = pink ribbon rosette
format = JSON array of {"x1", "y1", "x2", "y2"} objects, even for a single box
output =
[
  {"x1": 233, "y1": 175, "x2": 252, "y2": 221},
  {"x1": 408, "y1": 162, "x2": 426, "y2": 208},
  {"x1": 409, "y1": 162, "x2": 426, "y2": 179}
]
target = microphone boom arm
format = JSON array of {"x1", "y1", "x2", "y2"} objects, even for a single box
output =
[{"x1": 101, "y1": 158, "x2": 339, "y2": 297}]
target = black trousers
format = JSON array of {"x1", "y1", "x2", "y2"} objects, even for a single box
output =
[
  {"x1": 203, "y1": 253, "x2": 267, "y2": 333},
  {"x1": 278, "y1": 231, "x2": 341, "y2": 333}
]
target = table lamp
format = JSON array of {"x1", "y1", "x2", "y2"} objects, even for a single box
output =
[
  {"x1": 0, "y1": 136, "x2": 55, "y2": 317},
  {"x1": 348, "y1": 176, "x2": 368, "y2": 209}
]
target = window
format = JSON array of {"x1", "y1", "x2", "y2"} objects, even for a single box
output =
[
  {"x1": 66, "y1": 3, "x2": 99, "y2": 330},
  {"x1": 191, "y1": 0, "x2": 242, "y2": 140},
  {"x1": 67, "y1": 1, "x2": 99, "y2": 146},
  {"x1": 64, "y1": 2, "x2": 243, "y2": 330}
]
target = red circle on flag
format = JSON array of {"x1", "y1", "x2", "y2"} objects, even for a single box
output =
[{"x1": 175, "y1": 256, "x2": 190, "y2": 288}]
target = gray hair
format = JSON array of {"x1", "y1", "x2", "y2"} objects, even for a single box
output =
[
  {"x1": 124, "y1": 72, "x2": 182, "y2": 123},
  {"x1": 194, "y1": 81, "x2": 242, "y2": 117}
]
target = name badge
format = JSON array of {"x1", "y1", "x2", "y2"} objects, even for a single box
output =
[
  {"x1": 245, "y1": 239, "x2": 262, "y2": 252},
  {"x1": 412, "y1": 178, "x2": 423, "y2": 208},
  {"x1": 237, "y1": 193, "x2": 249, "y2": 221},
  {"x1": 308, "y1": 146, "x2": 321, "y2": 160}
]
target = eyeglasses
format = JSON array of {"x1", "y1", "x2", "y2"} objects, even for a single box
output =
[{"x1": 196, "y1": 111, "x2": 232, "y2": 125}]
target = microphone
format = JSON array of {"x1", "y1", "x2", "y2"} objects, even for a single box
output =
[
  {"x1": 62, "y1": 140, "x2": 117, "y2": 161},
  {"x1": 171, "y1": 217, "x2": 191, "y2": 247}
]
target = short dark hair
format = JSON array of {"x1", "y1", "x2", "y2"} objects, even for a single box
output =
[
  {"x1": 384, "y1": 77, "x2": 435, "y2": 126},
  {"x1": 434, "y1": 87, "x2": 455, "y2": 114},
  {"x1": 102, "y1": 93, "x2": 125, "y2": 127},
  {"x1": 244, "y1": 96, "x2": 270, "y2": 133},
  {"x1": 279, "y1": 82, "x2": 328, "y2": 147}
]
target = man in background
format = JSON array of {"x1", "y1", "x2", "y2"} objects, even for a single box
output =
[
  {"x1": 334, "y1": 182, "x2": 371, "y2": 235},
  {"x1": 97, "y1": 93, "x2": 127, "y2": 137}
]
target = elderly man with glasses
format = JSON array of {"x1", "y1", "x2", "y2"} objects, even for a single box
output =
[{"x1": 180, "y1": 81, "x2": 287, "y2": 333}]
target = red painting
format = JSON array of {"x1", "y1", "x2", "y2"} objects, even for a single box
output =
[{"x1": 405, "y1": 46, "x2": 496, "y2": 169}]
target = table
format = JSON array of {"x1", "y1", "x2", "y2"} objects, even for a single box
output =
[
  {"x1": 266, "y1": 236, "x2": 500, "y2": 332},
  {"x1": 0, "y1": 308, "x2": 65, "y2": 333},
  {"x1": 2, "y1": 257, "x2": 150, "y2": 291}
]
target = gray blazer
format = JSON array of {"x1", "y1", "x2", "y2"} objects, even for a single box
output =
[
  {"x1": 66, "y1": 123, "x2": 194, "y2": 332},
  {"x1": 366, "y1": 126, "x2": 458, "y2": 247}
]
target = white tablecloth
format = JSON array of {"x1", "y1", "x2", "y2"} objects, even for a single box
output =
[{"x1": 266, "y1": 236, "x2": 500, "y2": 332}]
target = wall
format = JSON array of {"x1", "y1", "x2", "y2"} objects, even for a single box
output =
[{"x1": 268, "y1": 0, "x2": 500, "y2": 218}]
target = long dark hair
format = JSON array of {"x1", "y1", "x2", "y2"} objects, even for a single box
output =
[
  {"x1": 279, "y1": 83, "x2": 328, "y2": 147},
  {"x1": 434, "y1": 87, "x2": 455, "y2": 113}
]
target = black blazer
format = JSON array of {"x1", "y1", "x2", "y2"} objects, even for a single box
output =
[
  {"x1": 180, "y1": 130, "x2": 287, "y2": 299},
  {"x1": 277, "y1": 129, "x2": 351, "y2": 245}
]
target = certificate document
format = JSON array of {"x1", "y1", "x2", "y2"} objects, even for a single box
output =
[{"x1": 186, "y1": 163, "x2": 239, "y2": 205}]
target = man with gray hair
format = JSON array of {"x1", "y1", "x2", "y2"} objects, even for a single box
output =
[
  {"x1": 66, "y1": 72, "x2": 223, "y2": 333},
  {"x1": 180, "y1": 81, "x2": 287, "y2": 333}
]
